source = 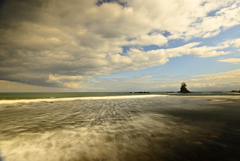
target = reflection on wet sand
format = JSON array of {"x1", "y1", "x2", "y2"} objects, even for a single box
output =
[{"x1": 0, "y1": 96, "x2": 240, "y2": 161}]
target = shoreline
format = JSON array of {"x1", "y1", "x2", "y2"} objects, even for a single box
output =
[
  {"x1": 0, "y1": 94, "x2": 167, "y2": 105},
  {"x1": 0, "y1": 93, "x2": 240, "y2": 105}
]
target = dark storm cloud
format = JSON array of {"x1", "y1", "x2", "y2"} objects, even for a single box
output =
[
  {"x1": 0, "y1": 0, "x2": 46, "y2": 27},
  {"x1": 0, "y1": 0, "x2": 7, "y2": 9}
]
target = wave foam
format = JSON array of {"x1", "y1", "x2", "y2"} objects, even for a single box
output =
[{"x1": 0, "y1": 95, "x2": 167, "y2": 105}]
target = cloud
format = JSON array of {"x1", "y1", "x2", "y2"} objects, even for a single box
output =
[
  {"x1": 126, "y1": 34, "x2": 168, "y2": 47},
  {"x1": 0, "y1": 80, "x2": 65, "y2": 92},
  {"x1": 168, "y1": 1, "x2": 240, "y2": 40},
  {"x1": 218, "y1": 58, "x2": 240, "y2": 64},
  {"x1": 198, "y1": 3, "x2": 240, "y2": 38},
  {"x1": 230, "y1": 38, "x2": 240, "y2": 48},
  {"x1": 188, "y1": 68, "x2": 240, "y2": 90},
  {"x1": 0, "y1": 0, "x2": 239, "y2": 90},
  {"x1": 134, "y1": 75, "x2": 153, "y2": 79},
  {"x1": 47, "y1": 74, "x2": 93, "y2": 89}
]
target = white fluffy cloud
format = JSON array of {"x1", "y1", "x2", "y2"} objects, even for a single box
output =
[
  {"x1": 167, "y1": 1, "x2": 240, "y2": 40},
  {"x1": 190, "y1": 2, "x2": 240, "y2": 39}
]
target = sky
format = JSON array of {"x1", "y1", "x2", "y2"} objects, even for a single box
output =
[{"x1": 0, "y1": 0, "x2": 240, "y2": 92}]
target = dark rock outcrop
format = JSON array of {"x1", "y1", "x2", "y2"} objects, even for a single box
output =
[
  {"x1": 133, "y1": 91, "x2": 150, "y2": 94},
  {"x1": 231, "y1": 90, "x2": 240, "y2": 93},
  {"x1": 179, "y1": 82, "x2": 191, "y2": 93}
]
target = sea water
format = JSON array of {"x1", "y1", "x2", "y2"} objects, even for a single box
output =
[{"x1": 0, "y1": 92, "x2": 240, "y2": 161}]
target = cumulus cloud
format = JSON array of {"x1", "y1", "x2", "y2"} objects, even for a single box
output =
[
  {"x1": 0, "y1": 0, "x2": 239, "y2": 90},
  {"x1": 167, "y1": 1, "x2": 240, "y2": 40}
]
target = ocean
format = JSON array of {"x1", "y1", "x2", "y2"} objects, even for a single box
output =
[{"x1": 0, "y1": 92, "x2": 240, "y2": 161}]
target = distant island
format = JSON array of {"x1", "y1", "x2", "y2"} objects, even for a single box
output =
[
  {"x1": 166, "y1": 82, "x2": 191, "y2": 93},
  {"x1": 178, "y1": 82, "x2": 191, "y2": 93},
  {"x1": 165, "y1": 82, "x2": 192, "y2": 93}
]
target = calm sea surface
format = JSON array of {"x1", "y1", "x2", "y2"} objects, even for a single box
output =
[{"x1": 0, "y1": 92, "x2": 240, "y2": 161}]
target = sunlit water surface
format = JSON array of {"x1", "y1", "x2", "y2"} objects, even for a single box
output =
[{"x1": 0, "y1": 95, "x2": 240, "y2": 161}]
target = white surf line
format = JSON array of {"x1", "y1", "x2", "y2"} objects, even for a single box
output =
[
  {"x1": 177, "y1": 95, "x2": 240, "y2": 98},
  {"x1": 0, "y1": 95, "x2": 168, "y2": 105}
]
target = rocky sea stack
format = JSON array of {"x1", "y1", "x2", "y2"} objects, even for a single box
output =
[{"x1": 180, "y1": 82, "x2": 191, "y2": 93}]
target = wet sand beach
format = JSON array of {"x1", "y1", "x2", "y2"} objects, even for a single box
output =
[{"x1": 0, "y1": 95, "x2": 240, "y2": 161}]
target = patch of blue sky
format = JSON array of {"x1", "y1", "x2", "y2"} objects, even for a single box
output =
[
  {"x1": 161, "y1": 30, "x2": 171, "y2": 37},
  {"x1": 121, "y1": 44, "x2": 168, "y2": 54},
  {"x1": 207, "y1": 9, "x2": 220, "y2": 17},
  {"x1": 121, "y1": 46, "x2": 130, "y2": 54},
  {"x1": 133, "y1": 56, "x2": 238, "y2": 80},
  {"x1": 230, "y1": 49, "x2": 240, "y2": 58},
  {"x1": 143, "y1": 45, "x2": 164, "y2": 51},
  {"x1": 91, "y1": 78, "x2": 102, "y2": 83},
  {"x1": 161, "y1": 55, "x2": 240, "y2": 76},
  {"x1": 147, "y1": 30, "x2": 171, "y2": 37},
  {"x1": 215, "y1": 25, "x2": 240, "y2": 41}
]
